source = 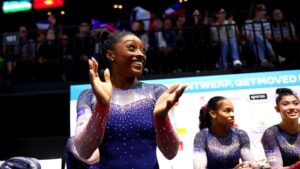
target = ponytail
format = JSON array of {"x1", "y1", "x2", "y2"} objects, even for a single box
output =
[
  {"x1": 199, "y1": 104, "x2": 211, "y2": 130},
  {"x1": 199, "y1": 96, "x2": 227, "y2": 130}
]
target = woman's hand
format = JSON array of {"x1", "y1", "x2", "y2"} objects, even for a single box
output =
[
  {"x1": 89, "y1": 57, "x2": 112, "y2": 105},
  {"x1": 153, "y1": 83, "x2": 188, "y2": 119},
  {"x1": 233, "y1": 162, "x2": 252, "y2": 169}
]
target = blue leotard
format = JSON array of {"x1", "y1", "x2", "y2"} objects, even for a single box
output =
[
  {"x1": 193, "y1": 127, "x2": 251, "y2": 169},
  {"x1": 76, "y1": 82, "x2": 167, "y2": 169},
  {"x1": 261, "y1": 125, "x2": 300, "y2": 166}
]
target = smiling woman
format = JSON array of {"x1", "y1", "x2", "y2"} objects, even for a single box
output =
[
  {"x1": 64, "y1": 29, "x2": 188, "y2": 168},
  {"x1": 261, "y1": 87, "x2": 300, "y2": 169}
]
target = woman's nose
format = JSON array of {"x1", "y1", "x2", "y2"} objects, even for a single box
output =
[
  {"x1": 137, "y1": 49, "x2": 146, "y2": 59},
  {"x1": 229, "y1": 111, "x2": 235, "y2": 117}
]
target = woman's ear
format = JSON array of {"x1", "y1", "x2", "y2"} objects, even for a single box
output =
[
  {"x1": 106, "y1": 50, "x2": 115, "y2": 61},
  {"x1": 209, "y1": 110, "x2": 217, "y2": 119},
  {"x1": 275, "y1": 105, "x2": 280, "y2": 113}
]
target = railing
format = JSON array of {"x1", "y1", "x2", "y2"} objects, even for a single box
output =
[{"x1": 0, "y1": 18, "x2": 299, "y2": 87}]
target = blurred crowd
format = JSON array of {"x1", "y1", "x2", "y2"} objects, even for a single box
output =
[{"x1": 1, "y1": 3, "x2": 300, "y2": 88}]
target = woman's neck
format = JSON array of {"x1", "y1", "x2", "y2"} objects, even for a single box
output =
[
  {"x1": 211, "y1": 123, "x2": 230, "y2": 137},
  {"x1": 111, "y1": 75, "x2": 139, "y2": 89},
  {"x1": 279, "y1": 120, "x2": 299, "y2": 135}
]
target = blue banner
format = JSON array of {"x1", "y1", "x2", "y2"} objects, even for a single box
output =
[{"x1": 70, "y1": 69, "x2": 300, "y2": 100}]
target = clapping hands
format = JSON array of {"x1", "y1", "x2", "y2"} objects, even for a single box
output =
[
  {"x1": 88, "y1": 58, "x2": 112, "y2": 105},
  {"x1": 153, "y1": 83, "x2": 188, "y2": 119}
]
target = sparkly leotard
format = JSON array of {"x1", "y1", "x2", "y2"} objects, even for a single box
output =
[
  {"x1": 77, "y1": 82, "x2": 168, "y2": 169},
  {"x1": 193, "y1": 127, "x2": 251, "y2": 169},
  {"x1": 261, "y1": 125, "x2": 300, "y2": 166},
  {"x1": 65, "y1": 145, "x2": 100, "y2": 169}
]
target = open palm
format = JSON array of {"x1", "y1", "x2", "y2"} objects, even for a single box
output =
[
  {"x1": 153, "y1": 83, "x2": 188, "y2": 119},
  {"x1": 89, "y1": 58, "x2": 112, "y2": 105}
]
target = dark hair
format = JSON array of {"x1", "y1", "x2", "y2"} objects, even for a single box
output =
[
  {"x1": 275, "y1": 88, "x2": 299, "y2": 104},
  {"x1": 199, "y1": 96, "x2": 227, "y2": 130},
  {"x1": 96, "y1": 29, "x2": 140, "y2": 79},
  {"x1": 248, "y1": 3, "x2": 266, "y2": 19},
  {"x1": 99, "y1": 29, "x2": 136, "y2": 56}
]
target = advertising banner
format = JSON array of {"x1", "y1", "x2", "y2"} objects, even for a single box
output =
[{"x1": 70, "y1": 69, "x2": 300, "y2": 169}]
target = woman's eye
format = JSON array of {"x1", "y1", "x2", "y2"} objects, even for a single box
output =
[
  {"x1": 128, "y1": 45, "x2": 135, "y2": 50},
  {"x1": 224, "y1": 108, "x2": 232, "y2": 113},
  {"x1": 141, "y1": 48, "x2": 146, "y2": 54}
]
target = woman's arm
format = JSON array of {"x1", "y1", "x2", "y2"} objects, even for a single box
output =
[
  {"x1": 240, "y1": 146, "x2": 255, "y2": 161},
  {"x1": 155, "y1": 115, "x2": 180, "y2": 160},
  {"x1": 153, "y1": 83, "x2": 187, "y2": 159},
  {"x1": 193, "y1": 151, "x2": 207, "y2": 169},
  {"x1": 264, "y1": 147, "x2": 284, "y2": 168},
  {"x1": 67, "y1": 136, "x2": 100, "y2": 165},
  {"x1": 238, "y1": 129, "x2": 255, "y2": 162},
  {"x1": 193, "y1": 132, "x2": 207, "y2": 169},
  {"x1": 261, "y1": 127, "x2": 284, "y2": 168},
  {"x1": 74, "y1": 58, "x2": 112, "y2": 159},
  {"x1": 237, "y1": 129, "x2": 261, "y2": 169},
  {"x1": 74, "y1": 103, "x2": 109, "y2": 159}
]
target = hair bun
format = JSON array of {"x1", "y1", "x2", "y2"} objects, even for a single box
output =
[
  {"x1": 276, "y1": 88, "x2": 293, "y2": 95},
  {"x1": 98, "y1": 29, "x2": 112, "y2": 44}
]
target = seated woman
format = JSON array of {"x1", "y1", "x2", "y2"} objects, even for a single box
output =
[
  {"x1": 261, "y1": 88, "x2": 300, "y2": 169},
  {"x1": 193, "y1": 96, "x2": 257, "y2": 169}
]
